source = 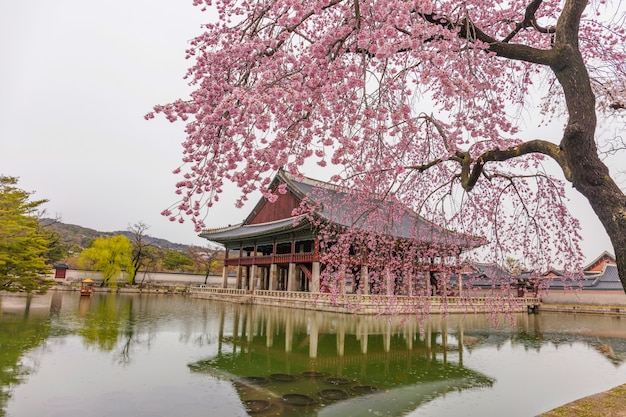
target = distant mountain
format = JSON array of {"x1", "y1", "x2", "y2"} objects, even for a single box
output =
[
  {"x1": 113, "y1": 230, "x2": 192, "y2": 252},
  {"x1": 40, "y1": 219, "x2": 192, "y2": 252}
]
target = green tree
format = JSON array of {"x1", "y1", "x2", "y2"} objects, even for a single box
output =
[
  {"x1": 161, "y1": 249, "x2": 193, "y2": 272},
  {"x1": 0, "y1": 176, "x2": 53, "y2": 293},
  {"x1": 78, "y1": 235, "x2": 134, "y2": 287},
  {"x1": 39, "y1": 221, "x2": 71, "y2": 265}
]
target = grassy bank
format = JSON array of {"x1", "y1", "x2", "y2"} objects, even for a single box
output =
[{"x1": 540, "y1": 384, "x2": 626, "y2": 417}]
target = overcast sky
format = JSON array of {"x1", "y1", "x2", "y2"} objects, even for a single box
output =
[
  {"x1": 0, "y1": 1, "x2": 616, "y2": 262},
  {"x1": 1, "y1": 0, "x2": 223, "y2": 246}
]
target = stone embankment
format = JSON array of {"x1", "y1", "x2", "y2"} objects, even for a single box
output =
[
  {"x1": 539, "y1": 303, "x2": 626, "y2": 316},
  {"x1": 189, "y1": 287, "x2": 541, "y2": 314}
]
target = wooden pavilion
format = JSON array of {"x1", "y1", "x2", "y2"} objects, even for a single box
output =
[{"x1": 200, "y1": 169, "x2": 483, "y2": 295}]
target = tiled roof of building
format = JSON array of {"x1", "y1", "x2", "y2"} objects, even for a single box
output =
[
  {"x1": 200, "y1": 216, "x2": 310, "y2": 241},
  {"x1": 202, "y1": 169, "x2": 484, "y2": 249},
  {"x1": 448, "y1": 262, "x2": 515, "y2": 288},
  {"x1": 547, "y1": 264, "x2": 622, "y2": 291}
]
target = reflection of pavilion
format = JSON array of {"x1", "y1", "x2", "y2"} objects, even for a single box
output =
[{"x1": 189, "y1": 304, "x2": 494, "y2": 416}]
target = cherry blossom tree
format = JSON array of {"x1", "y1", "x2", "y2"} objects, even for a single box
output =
[{"x1": 148, "y1": 0, "x2": 626, "y2": 292}]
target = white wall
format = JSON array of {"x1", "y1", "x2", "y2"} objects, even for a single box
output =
[
  {"x1": 52, "y1": 269, "x2": 225, "y2": 287},
  {"x1": 541, "y1": 290, "x2": 626, "y2": 306}
]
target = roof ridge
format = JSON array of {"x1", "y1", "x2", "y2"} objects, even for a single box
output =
[
  {"x1": 201, "y1": 223, "x2": 243, "y2": 233},
  {"x1": 279, "y1": 169, "x2": 345, "y2": 192},
  {"x1": 243, "y1": 215, "x2": 304, "y2": 227}
]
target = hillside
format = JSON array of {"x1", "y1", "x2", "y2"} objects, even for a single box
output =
[{"x1": 40, "y1": 219, "x2": 192, "y2": 252}]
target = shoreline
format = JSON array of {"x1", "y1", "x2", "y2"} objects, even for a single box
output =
[
  {"x1": 25, "y1": 285, "x2": 626, "y2": 317},
  {"x1": 540, "y1": 384, "x2": 626, "y2": 416}
]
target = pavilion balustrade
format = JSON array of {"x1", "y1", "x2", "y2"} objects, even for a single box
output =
[{"x1": 224, "y1": 251, "x2": 318, "y2": 266}]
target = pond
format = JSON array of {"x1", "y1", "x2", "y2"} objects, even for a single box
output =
[{"x1": 0, "y1": 291, "x2": 625, "y2": 417}]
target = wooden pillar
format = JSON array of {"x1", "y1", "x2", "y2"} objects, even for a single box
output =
[
  {"x1": 221, "y1": 247, "x2": 229, "y2": 289},
  {"x1": 385, "y1": 269, "x2": 393, "y2": 295},
  {"x1": 237, "y1": 244, "x2": 243, "y2": 289},
  {"x1": 250, "y1": 265, "x2": 258, "y2": 291},
  {"x1": 456, "y1": 251, "x2": 463, "y2": 297},
  {"x1": 311, "y1": 261, "x2": 320, "y2": 293},
  {"x1": 360, "y1": 266, "x2": 369, "y2": 295},
  {"x1": 287, "y1": 263, "x2": 297, "y2": 291},
  {"x1": 441, "y1": 272, "x2": 447, "y2": 298},
  {"x1": 338, "y1": 265, "x2": 347, "y2": 294},
  {"x1": 236, "y1": 266, "x2": 243, "y2": 289},
  {"x1": 269, "y1": 264, "x2": 278, "y2": 290},
  {"x1": 221, "y1": 266, "x2": 228, "y2": 289}
]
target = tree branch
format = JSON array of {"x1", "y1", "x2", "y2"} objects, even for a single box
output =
[
  {"x1": 502, "y1": 0, "x2": 556, "y2": 43},
  {"x1": 417, "y1": 9, "x2": 556, "y2": 66},
  {"x1": 406, "y1": 139, "x2": 570, "y2": 192}
]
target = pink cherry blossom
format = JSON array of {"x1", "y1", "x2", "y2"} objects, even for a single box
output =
[{"x1": 151, "y1": 0, "x2": 626, "y2": 300}]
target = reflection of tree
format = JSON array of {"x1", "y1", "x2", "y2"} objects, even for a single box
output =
[
  {"x1": 0, "y1": 299, "x2": 51, "y2": 417},
  {"x1": 78, "y1": 295, "x2": 128, "y2": 351},
  {"x1": 114, "y1": 298, "x2": 158, "y2": 366},
  {"x1": 77, "y1": 295, "x2": 158, "y2": 366}
]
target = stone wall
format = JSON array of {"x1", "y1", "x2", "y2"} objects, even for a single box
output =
[
  {"x1": 540, "y1": 290, "x2": 626, "y2": 306},
  {"x1": 51, "y1": 269, "x2": 225, "y2": 287}
]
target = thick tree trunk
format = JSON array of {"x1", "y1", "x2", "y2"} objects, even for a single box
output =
[
  {"x1": 552, "y1": 18, "x2": 626, "y2": 293},
  {"x1": 564, "y1": 131, "x2": 626, "y2": 292},
  {"x1": 565, "y1": 132, "x2": 626, "y2": 293}
]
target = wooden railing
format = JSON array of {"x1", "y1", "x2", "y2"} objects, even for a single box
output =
[{"x1": 224, "y1": 251, "x2": 319, "y2": 266}]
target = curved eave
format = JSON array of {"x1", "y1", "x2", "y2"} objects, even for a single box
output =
[{"x1": 200, "y1": 216, "x2": 312, "y2": 245}]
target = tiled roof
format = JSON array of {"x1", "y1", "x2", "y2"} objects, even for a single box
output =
[
  {"x1": 200, "y1": 216, "x2": 310, "y2": 242},
  {"x1": 202, "y1": 169, "x2": 484, "y2": 249},
  {"x1": 547, "y1": 264, "x2": 623, "y2": 291},
  {"x1": 456, "y1": 260, "x2": 624, "y2": 292},
  {"x1": 583, "y1": 250, "x2": 616, "y2": 271},
  {"x1": 284, "y1": 171, "x2": 483, "y2": 247}
]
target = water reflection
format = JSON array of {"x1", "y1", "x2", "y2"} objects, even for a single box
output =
[
  {"x1": 0, "y1": 295, "x2": 52, "y2": 417},
  {"x1": 0, "y1": 292, "x2": 625, "y2": 417},
  {"x1": 190, "y1": 305, "x2": 497, "y2": 416},
  {"x1": 189, "y1": 306, "x2": 626, "y2": 416}
]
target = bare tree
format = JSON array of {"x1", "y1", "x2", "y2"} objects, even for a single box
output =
[
  {"x1": 127, "y1": 221, "x2": 153, "y2": 285},
  {"x1": 188, "y1": 245, "x2": 223, "y2": 285}
]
